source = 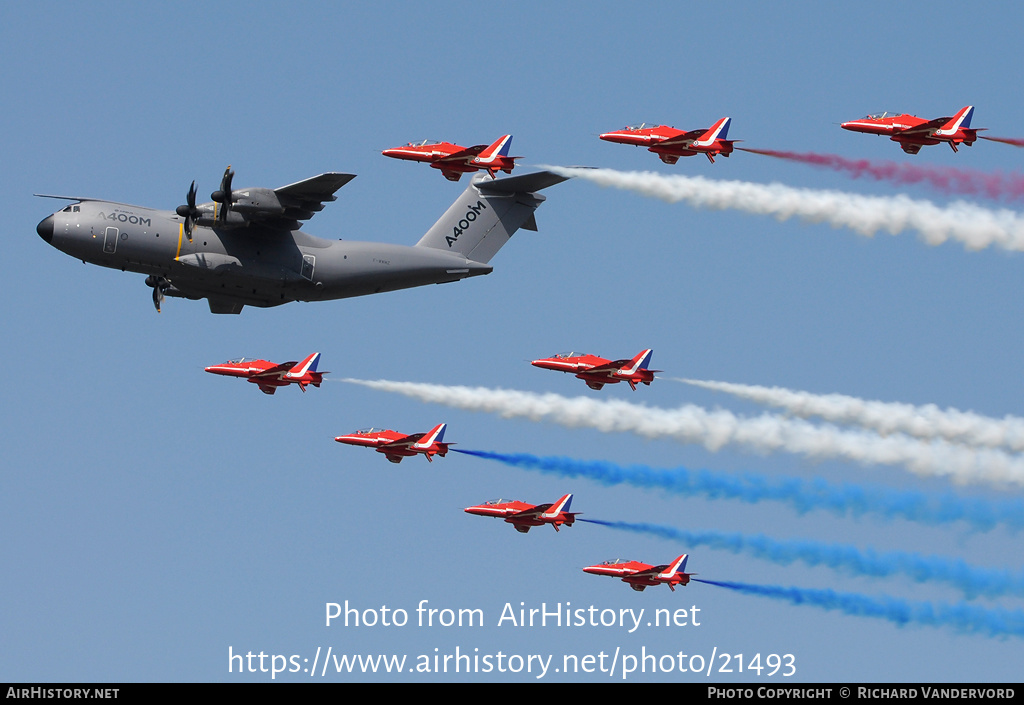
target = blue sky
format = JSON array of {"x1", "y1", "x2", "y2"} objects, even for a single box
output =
[{"x1": 3, "y1": 0, "x2": 1023, "y2": 682}]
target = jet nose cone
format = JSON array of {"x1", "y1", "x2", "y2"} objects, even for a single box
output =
[{"x1": 36, "y1": 214, "x2": 54, "y2": 244}]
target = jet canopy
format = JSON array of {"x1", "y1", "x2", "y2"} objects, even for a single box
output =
[
  {"x1": 482, "y1": 498, "x2": 516, "y2": 505},
  {"x1": 353, "y1": 427, "x2": 387, "y2": 435},
  {"x1": 864, "y1": 111, "x2": 902, "y2": 119},
  {"x1": 597, "y1": 558, "x2": 632, "y2": 566},
  {"x1": 551, "y1": 351, "x2": 587, "y2": 359},
  {"x1": 224, "y1": 357, "x2": 256, "y2": 364},
  {"x1": 406, "y1": 140, "x2": 442, "y2": 147}
]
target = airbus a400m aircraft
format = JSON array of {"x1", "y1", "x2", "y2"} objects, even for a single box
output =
[{"x1": 36, "y1": 167, "x2": 566, "y2": 314}]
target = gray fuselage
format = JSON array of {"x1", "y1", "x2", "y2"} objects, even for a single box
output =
[{"x1": 37, "y1": 200, "x2": 490, "y2": 310}]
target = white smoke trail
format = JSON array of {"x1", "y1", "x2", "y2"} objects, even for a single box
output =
[
  {"x1": 679, "y1": 378, "x2": 1024, "y2": 452},
  {"x1": 542, "y1": 166, "x2": 1024, "y2": 252},
  {"x1": 343, "y1": 379, "x2": 1024, "y2": 488}
]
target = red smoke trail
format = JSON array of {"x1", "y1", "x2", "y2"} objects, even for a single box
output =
[
  {"x1": 980, "y1": 135, "x2": 1024, "y2": 148},
  {"x1": 739, "y1": 147, "x2": 1024, "y2": 201}
]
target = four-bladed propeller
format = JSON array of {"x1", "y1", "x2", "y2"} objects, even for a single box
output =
[{"x1": 145, "y1": 275, "x2": 170, "y2": 313}]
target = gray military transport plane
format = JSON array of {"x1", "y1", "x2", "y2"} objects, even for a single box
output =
[{"x1": 36, "y1": 167, "x2": 567, "y2": 313}]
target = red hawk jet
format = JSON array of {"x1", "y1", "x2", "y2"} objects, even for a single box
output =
[
  {"x1": 583, "y1": 555, "x2": 694, "y2": 592},
  {"x1": 599, "y1": 118, "x2": 736, "y2": 164},
  {"x1": 204, "y1": 352, "x2": 326, "y2": 394},
  {"x1": 464, "y1": 493, "x2": 579, "y2": 533},
  {"x1": 334, "y1": 423, "x2": 451, "y2": 463},
  {"x1": 382, "y1": 135, "x2": 519, "y2": 181},
  {"x1": 840, "y1": 106, "x2": 982, "y2": 154},
  {"x1": 531, "y1": 349, "x2": 658, "y2": 391}
]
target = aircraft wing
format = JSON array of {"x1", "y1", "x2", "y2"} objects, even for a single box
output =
[
  {"x1": 251, "y1": 362, "x2": 297, "y2": 378},
  {"x1": 508, "y1": 504, "x2": 546, "y2": 521},
  {"x1": 585, "y1": 359, "x2": 629, "y2": 373},
  {"x1": 896, "y1": 117, "x2": 949, "y2": 136},
  {"x1": 256, "y1": 173, "x2": 357, "y2": 229},
  {"x1": 381, "y1": 433, "x2": 422, "y2": 449},
  {"x1": 626, "y1": 566, "x2": 661, "y2": 580},
  {"x1": 655, "y1": 129, "x2": 705, "y2": 147},
  {"x1": 268, "y1": 172, "x2": 356, "y2": 224},
  {"x1": 435, "y1": 145, "x2": 488, "y2": 163}
]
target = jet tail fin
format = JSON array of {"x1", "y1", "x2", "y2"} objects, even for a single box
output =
[
  {"x1": 662, "y1": 554, "x2": 689, "y2": 577},
  {"x1": 477, "y1": 134, "x2": 513, "y2": 161},
  {"x1": 938, "y1": 106, "x2": 975, "y2": 134},
  {"x1": 547, "y1": 493, "x2": 573, "y2": 516},
  {"x1": 695, "y1": 117, "x2": 731, "y2": 145},
  {"x1": 415, "y1": 171, "x2": 568, "y2": 264},
  {"x1": 623, "y1": 349, "x2": 654, "y2": 374},
  {"x1": 415, "y1": 423, "x2": 447, "y2": 448},
  {"x1": 287, "y1": 352, "x2": 321, "y2": 378}
]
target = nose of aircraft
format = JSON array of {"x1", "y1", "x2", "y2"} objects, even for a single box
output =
[{"x1": 36, "y1": 214, "x2": 54, "y2": 244}]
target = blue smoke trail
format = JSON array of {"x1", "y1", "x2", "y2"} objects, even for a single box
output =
[
  {"x1": 580, "y1": 519, "x2": 1024, "y2": 599},
  {"x1": 693, "y1": 578, "x2": 1024, "y2": 638},
  {"x1": 452, "y1": 449, "x2": 1024, "y2": 532}
]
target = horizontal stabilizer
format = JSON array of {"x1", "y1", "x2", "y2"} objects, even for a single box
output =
[{"x1": 476, "y1": 170, "x2": 568, "y2": 194}]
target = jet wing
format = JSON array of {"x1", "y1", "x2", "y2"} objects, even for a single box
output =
[
  {"x1": 586, "y1": 359, "x2": 630, "y2": 373},
  {"x1": 251, "y1": 362, "x2": 297, "y2": 378},
  {"x1": 627, "y1": 566, "x2": 663, "y2": 580},
  {"x1": 508, "y1": 504, "x2": 547, "y2": 520},
  {"x1": 896, "y1": 117, "x2": 950, "y2": 137},
  {"x1": 656, "y1": 129, "x2": 705, "y2": 147},
  {"x1": 381, "y1": 433, "x2": 422, "y2": 449},
  {"x1": 435, "y1": 145, "x2": 488, "y2": 163}
]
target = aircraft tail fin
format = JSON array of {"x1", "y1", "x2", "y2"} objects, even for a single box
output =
[
  {"x1": 695, "y1": 117, "x2": 731, "y2": 145},
  {"x1": 476, "y1": 134, "x2": 513, "y2": 162},
  {"x1": 415, "y1": 423, "x2": 447, "y2": 449},
  {"x1": 938, "y1": 106, "x2": 974, "y2": 135},
  {"x1": 416, "y1": 170, "x2": 568, "y2": 264},
  {"x1": 544, "y1": 493, "x2": 573, "y2": 518},
  {"x1": 286, "y1": 352, "x2": 321, "y2": 378},
  {"x1": 663, "y1": 554, "x2": 689, "y2": 577},
  {"x1": 623, "y1": 349, "x2": 654, "y2": 374}
]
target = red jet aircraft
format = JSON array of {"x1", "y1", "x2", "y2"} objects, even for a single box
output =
[
  {"x1": 334, "y1": 423, "x2": 451, "y2": 463},
  {"x1": 531, "y1": 349, "x2": 658, "y2": 391},
  {"x1": 204, "y1": 352, "x2": 326, "y2": 395},
  {"x1": 599, "y1": 118, "x2": 736, "y2": 164},
  {"x1": 583, "y1": 554, "x2": 694, "y2": 592},
  {"x1": 381, "y1": 135, "x2": 519, "y2": 181},
  {"x1": 464, "y1": 493, "x2": 578, "y2": 533},
  {"x1": 840, "y1": 106, "x2": 982, "y2": 154}
]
